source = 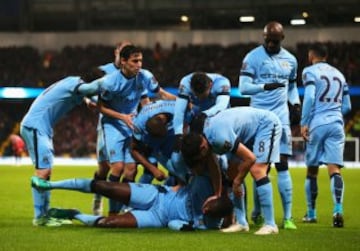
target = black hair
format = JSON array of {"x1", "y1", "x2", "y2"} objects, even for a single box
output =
[
  {"x1": 145, "y1": 114, "x2": 168, "y2": 138},
  {"x1": 190, "y1": 72, "x2": 211, "y2": 95},
  {"x1": 189, "y1": 113, "x2": 207, "y2": 133},
  {"x1": 204, "y1": 195, "x2": 234, "y2": 218},
  {"x1": 81, "y1": 67, "x2": 105, "y2": 82},
  {"x1": 120, "y1": 45, "x2": 142, "y2": 60},
  {"x1": 309, "y1": 43, "x2": 328, "y2": 58},
  {"x1": 181, "y1": 132, "x2": 203, "y2": 167}
]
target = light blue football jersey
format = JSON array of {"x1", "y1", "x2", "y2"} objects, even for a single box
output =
[
  {"x1": 133, "y1": 100, "x2": 175, "y2": 141},
  {"x1": 98, "y1": 62, "x2": 119, "y2": 75},
  {"x1": 96, "y1": 62, "x2": 120, "y2": 130},
  {"x1": 239, "y1": 45, "x2": 300, "y2": 125},
  {"x1": 21, "y1": 76, "x2": 91, "y2": 137},
  {"x1": 301, "y1": 62, "x2": 351, "y2": 129},
  {"x1": 203, "y1": 107, "x2": 281, "y2": 155},
  {"x1": 132, "y1": 100, "x2": 191, "y2": 181},
  {"x1": 133, "y1": 100, "x2": 176, "y2": 159},
  {"x1": 98, "y1": 69, "x2": 160, "y2": 134},
  {"x1": 174, "y1": 73, "x2": 231, "y2": 135}
]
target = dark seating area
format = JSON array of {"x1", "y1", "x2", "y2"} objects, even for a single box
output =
[{"x1": 1, "y1": 42, "x2": 359, "y2": 88}]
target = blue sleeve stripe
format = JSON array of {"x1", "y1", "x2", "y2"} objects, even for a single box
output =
[
  {"x1": 240, "y1": 72, "x2": 254, "y2": 78},
  {"x1": 218, "y1": 92, "x2": 230, "y2": 95},
  {"x1": 178, "y1": 94, "x2": 190, "y2": 101},
  {"x1": 74, "y1": 82, "x2": 82, "y2": 94},
  {"x1": 343, "y1": 90, "x2": 349, "y2": 95}
]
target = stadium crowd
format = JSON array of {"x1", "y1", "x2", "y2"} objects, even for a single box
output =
[{"x1": 1, "y1": 41, "x2": 360, "y2": 88}]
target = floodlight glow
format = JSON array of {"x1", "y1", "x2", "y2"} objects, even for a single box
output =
[
  {"x1": 180, "y1": 15, "x2": 189, "y2": 22},
  {"x1": 2, "y1": 88, "x2": 27, "y2": 98},
  {"x1": 354, "y1": 17, "x2": 360, "y2": 22},
  {"x1": 239, "y1": 16, "x2": 255, "y2": 22},
  {"x1": 290, "y1": 19, "x2": 306, "y2": 25},
  {"x1": 0, "y1": 87, "x2": 44, "y2": 99}
]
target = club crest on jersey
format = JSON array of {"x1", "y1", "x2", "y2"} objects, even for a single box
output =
[{"x1": 280, "y1": 61, "x2": 291, "y2": 70}]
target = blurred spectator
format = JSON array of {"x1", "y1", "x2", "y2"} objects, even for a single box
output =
[{"x1": 9, "y1": 134, "x2": 26, "y2": 165}]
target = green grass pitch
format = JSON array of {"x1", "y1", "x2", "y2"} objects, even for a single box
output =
[{"x1": 0, "y1": 164, "x2": 359, "y2": 251}]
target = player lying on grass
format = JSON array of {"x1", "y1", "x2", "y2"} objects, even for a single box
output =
[{"x1": 31, "y1": 175, "x2": 233, "y2": 230}]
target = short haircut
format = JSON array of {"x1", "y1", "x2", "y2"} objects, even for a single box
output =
[
  {"x1": 309, "y1": 43, "x2": 328, "y2": 58},
  {"x1": 181, "y1": 132, "x2": 203, "y2": 167},
  {"x1": 120, "y1": 45, "x2": 142, "y2": 60},
  {"x1": 204, "y1": 195, "x2": 234, "y2": 218},
  {"x1": 145, "y1": 114, "x2": 167, "y2": 138},
  {"x1": 81, "y1": 67, "x2": 105, "y2": 82},
  {"x1": 190, "y1": 72, "x2": 211, "y2": 94}
]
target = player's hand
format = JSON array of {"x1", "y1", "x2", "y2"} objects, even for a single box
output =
[
  {"x1": 153, "y1": 169, "x2": 167, "y2": 181},
  {"x1": 264, "y1": 83, "x2": 285, "y2": 91},
  {"x1": 301, "y1": 126, "x2": 309, "y2": 141},
  {"x1": 84, "y1": 97, "x2": 98, "y2": 111},
  {"x1": 289, "y1": 103, "x2": 301, "y2": 125},
  {"x1": 202, "y1": 195, "x2": 219, "y2": 213},
  {"x1": 121, "y1": 113, "x2": 135, "y2": 130}
]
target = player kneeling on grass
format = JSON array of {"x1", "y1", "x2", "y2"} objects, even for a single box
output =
[
  {"x1": 182, "y1": 107, "x2": 282, "y2": 235},
  {"x1": 31, "y1": 175, "x2": 233, "y2": 230}
]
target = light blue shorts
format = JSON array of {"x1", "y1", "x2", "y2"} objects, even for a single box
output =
[
  {"x1": 96, "y1": 125, "x2": 108, "y2": 162},
  {"x1": 103, "y1": 123, "x2": 134, "y2": 164},
  {"x1": 20, "y1": 126, "x2": 54, "y2": 169},
  {"x1": 305, "y1": 123, "x2": 345, "y2": 167},
  {"x1": 129, "y1": 183, "x2": 174, "y2": 228},
  {"x1": 279, "y1": 124, "x2": 293, "y2": 156},
  {"x1": 252, "y1": 121, "x2": 281, "y2": 164}
]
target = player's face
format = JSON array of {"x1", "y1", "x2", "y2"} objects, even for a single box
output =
[
  {"x1": 263, "y1": 33, "x2": 283, "y2": 54},
  {"x1": 121, "y1": 52, "x2": 143, "y2": 77}
]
